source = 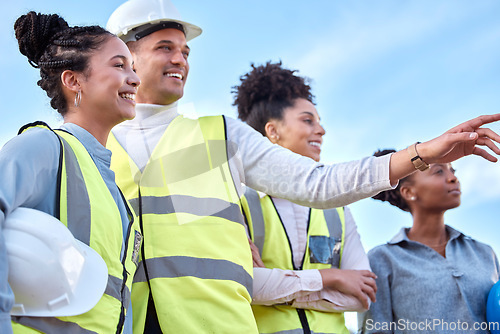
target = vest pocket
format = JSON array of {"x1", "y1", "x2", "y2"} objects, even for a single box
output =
[{"x1": 309, "y1": 235, "x2": 341, "y2": 267}]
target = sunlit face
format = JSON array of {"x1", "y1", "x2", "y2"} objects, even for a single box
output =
[
  {"x1": 130, "y1": 28, "x2": 190, "y2": 105},
  {"x1": 268, "y1": 98, "x2": 325, "y2": 162},
  {"x1": 78, "y1": 36, "x2": 140, "y2": 126},
  {"x1": 409, "y1": 163, "x2": 461, "y2": 212}
]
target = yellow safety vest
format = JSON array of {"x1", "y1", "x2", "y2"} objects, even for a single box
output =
[
  {"x1": 108, "y1": 115, "x2": 258, "y2": 333},
  {"x1": 12, "y1": 123, "x2": 141, "y2": 334},
  {"x1": 242, "y1": 188, "x2": 350, "y2": 334}
]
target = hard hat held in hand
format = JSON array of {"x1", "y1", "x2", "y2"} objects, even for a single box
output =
[
  {"x1": 4, "y1": 207, "x2": 108, "y2": 317},
  {"x1": 487, "y1": 280, "x2": 500, "y2": 334},
  {"x1": 107, "y1": 0, "x2": 202, "y2": 42}
]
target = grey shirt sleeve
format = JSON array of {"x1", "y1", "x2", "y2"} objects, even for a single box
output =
[
  {"x1": 0, "y1": 127, "x2": 60, "y2": 333},
  {"x1": 0, "y1": 127, "x2": 60, "y2": 219},
  {"x1": 225, "y1": 117, "x2": 393, "y2": 209},
  {"x1": 359, "y1": 247, "x2": 394, "y2": 334}
]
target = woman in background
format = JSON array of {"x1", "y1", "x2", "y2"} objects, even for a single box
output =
[
  {"x1": 360, "y1": 149, "x2": 499, "y2": 334},
  {"x1": 0, "y1": 11, "x2": 141, "y2": 333},
  {"x1": 233, "y1": 61, "x2": 377, "y2": 334}
]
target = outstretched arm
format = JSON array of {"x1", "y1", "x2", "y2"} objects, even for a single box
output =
[
  {"x1": 389, "y1": 114, "x2": 500, "y2": 185},
  {"x1": 229, "y1": 114, "x2": 500, "y2": 210}
]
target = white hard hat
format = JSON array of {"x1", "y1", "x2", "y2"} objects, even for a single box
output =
[
  {"x1": 106, "y1": 0, "x2": 202, "y2": 42},
  {"x1": 4, "y1": 207, "x2": 108, "y2": 317}
]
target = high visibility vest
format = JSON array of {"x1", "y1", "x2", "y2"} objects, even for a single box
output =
[
  {"x1": 12, "y1": 122, "x2": 141, "y2": 334},
  {"x1": 242, "y1": 188, "x2": 350, "y2": 334},
  {"x1": 108, "y1": 115, "x2": 258, "y2": 333}
]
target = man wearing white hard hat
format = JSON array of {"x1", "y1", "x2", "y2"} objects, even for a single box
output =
[{"x1": 106, "y1": 0, "x2": 500, "y2": 333}]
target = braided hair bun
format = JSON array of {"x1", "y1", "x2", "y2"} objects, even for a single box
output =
[
  {"x1": 372, "y1": 149, "x2": 413, "y2": 212},
  {"x1": 13, "y1": 11, "x2": 111, "y2": 115},
  {"x1": 14, "y1": 12, "x2": 69, "y2": 68}
]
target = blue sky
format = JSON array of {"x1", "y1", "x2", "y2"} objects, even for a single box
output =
[{"x1": 2, "y1": 1, "x2": 500, "y2": 327}]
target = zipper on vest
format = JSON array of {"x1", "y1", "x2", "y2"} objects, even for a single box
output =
[
  {"x1": 269, "y1": 198, "x2": 296, "y2": 268},
  {"x1": 137, "y1": 189, "x2": 162, "y2": 331},
  {"x1": 116, "y1": 190, "x2": 136, "y2": 334},
  {"x1": 297, "y1": 309, "x2": 312, "y2": 334},
  {"x1": 116, "y1": 221, "x2": 133, "y2": 333},
  {"x1": 271, "y1": 198, "x2": 313, "y2": 333},
  {"x1": 296, "y1": 209, "x2": 313, "y2": 334}
]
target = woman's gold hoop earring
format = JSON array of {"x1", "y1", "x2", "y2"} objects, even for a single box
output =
[{"x1": 74, "y1": 90, "x2": 81, "y2": 108}]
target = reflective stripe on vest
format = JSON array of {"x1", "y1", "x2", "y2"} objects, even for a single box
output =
[
  {"x1": 265, "y1": 330, "x2": 333, "y2": 334},
  {"x1": 129, "y1": 195, "x2": 244, "y2": 226},
  {"x1": 12, "y1": 317, "x2": 97, "y2": 334},
  {"x1": 133, "y1": 256, "x2": 252, "y2": 294},
  {"x1": 12, "y1": 123, "x2": 140, "y2": 334},
  {"x1": 105, "y1": 275, "x2": 129, "y2": 305},
  {"x1": 61, "y1": 137, "x2": 91, "y2": 245},
  {"x1": 243, "y1": 187, "x2": 265, "y2": 255},
  {"x1": 60, "y1": 134, "x2": 131, "y2": 306},
  {"x1": 108, "y1": 115, "x2": 257, "y2": 333},
  {"x1": 243, "y1": 187, "x2": 349, "y2": 334},
  {"x1": 244, "y1": 188, "x2": 344, "y2": 264},
  {"x1": 58, "y1": 131, "x2": 131, "y2": 308}
]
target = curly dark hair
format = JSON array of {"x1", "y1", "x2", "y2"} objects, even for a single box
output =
[
  {"x1": 232, "y1": 61, "x2": 315, "y2": 136},
  {"x1": 14, "y1": 11, "x2": 113, "y2": 115},
  {"x1": 372, "y1": 149, "x2": 415, "y2": 212}
]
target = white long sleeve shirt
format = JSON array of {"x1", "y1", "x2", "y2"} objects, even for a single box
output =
[
  {"x1": 111, "y1": 103, "x2": 393, "y2": 210},
  {"x1": 110, "y1": 102, "x2": 389, "y2": 316},
  {"x1": 252, "y1": 198, "x2": 371, "y2": 312}
]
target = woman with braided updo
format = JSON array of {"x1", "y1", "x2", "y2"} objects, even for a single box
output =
[
  {"x1": 360, "y1": 149, "x2": 500, "y2": 334},
  {"x1": 0, "y1": 12, "x2": 141, "y2": 334},
  {"x1": 233, "y1": 61, "x2": 377, "y2": 334}
]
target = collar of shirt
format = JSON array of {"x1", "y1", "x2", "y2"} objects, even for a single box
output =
[
  {"x1": 60, "y1": 123, "x2": 112, "y2": 167},
  {"x1": 388, "y1": 225, "x2": 464, "y2": 246},
  {"x1": 118, "y1": 102, "x2": 179, "y2": 130}
]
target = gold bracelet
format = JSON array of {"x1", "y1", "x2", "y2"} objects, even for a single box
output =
[{"x1": 407, "y1": 142, "x2": 429, "y2": 171}]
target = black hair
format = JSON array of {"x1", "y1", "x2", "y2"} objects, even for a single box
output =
[
  {"x1": 372, "y1": 149, "x2": 414, "y2": 212},
  {"x1": 232, "y1": 61, "x2": 315, "y2": 136},
  {"x1": 14, "y1": 11, "x2": 113, "y2": 115}
]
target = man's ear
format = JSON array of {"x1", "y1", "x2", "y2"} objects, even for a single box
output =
[{"x1": 60, "y1": 70, "x2": 82, "y2": 93}]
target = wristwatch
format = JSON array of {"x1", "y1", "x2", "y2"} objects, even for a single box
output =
[{"x1": 407, "y1": 142, "x2": 429, "y2": 171}]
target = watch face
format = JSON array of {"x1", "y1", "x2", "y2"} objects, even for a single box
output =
[{"x1": 409, "y1": 143, "x2": 429, "y2": 171}]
